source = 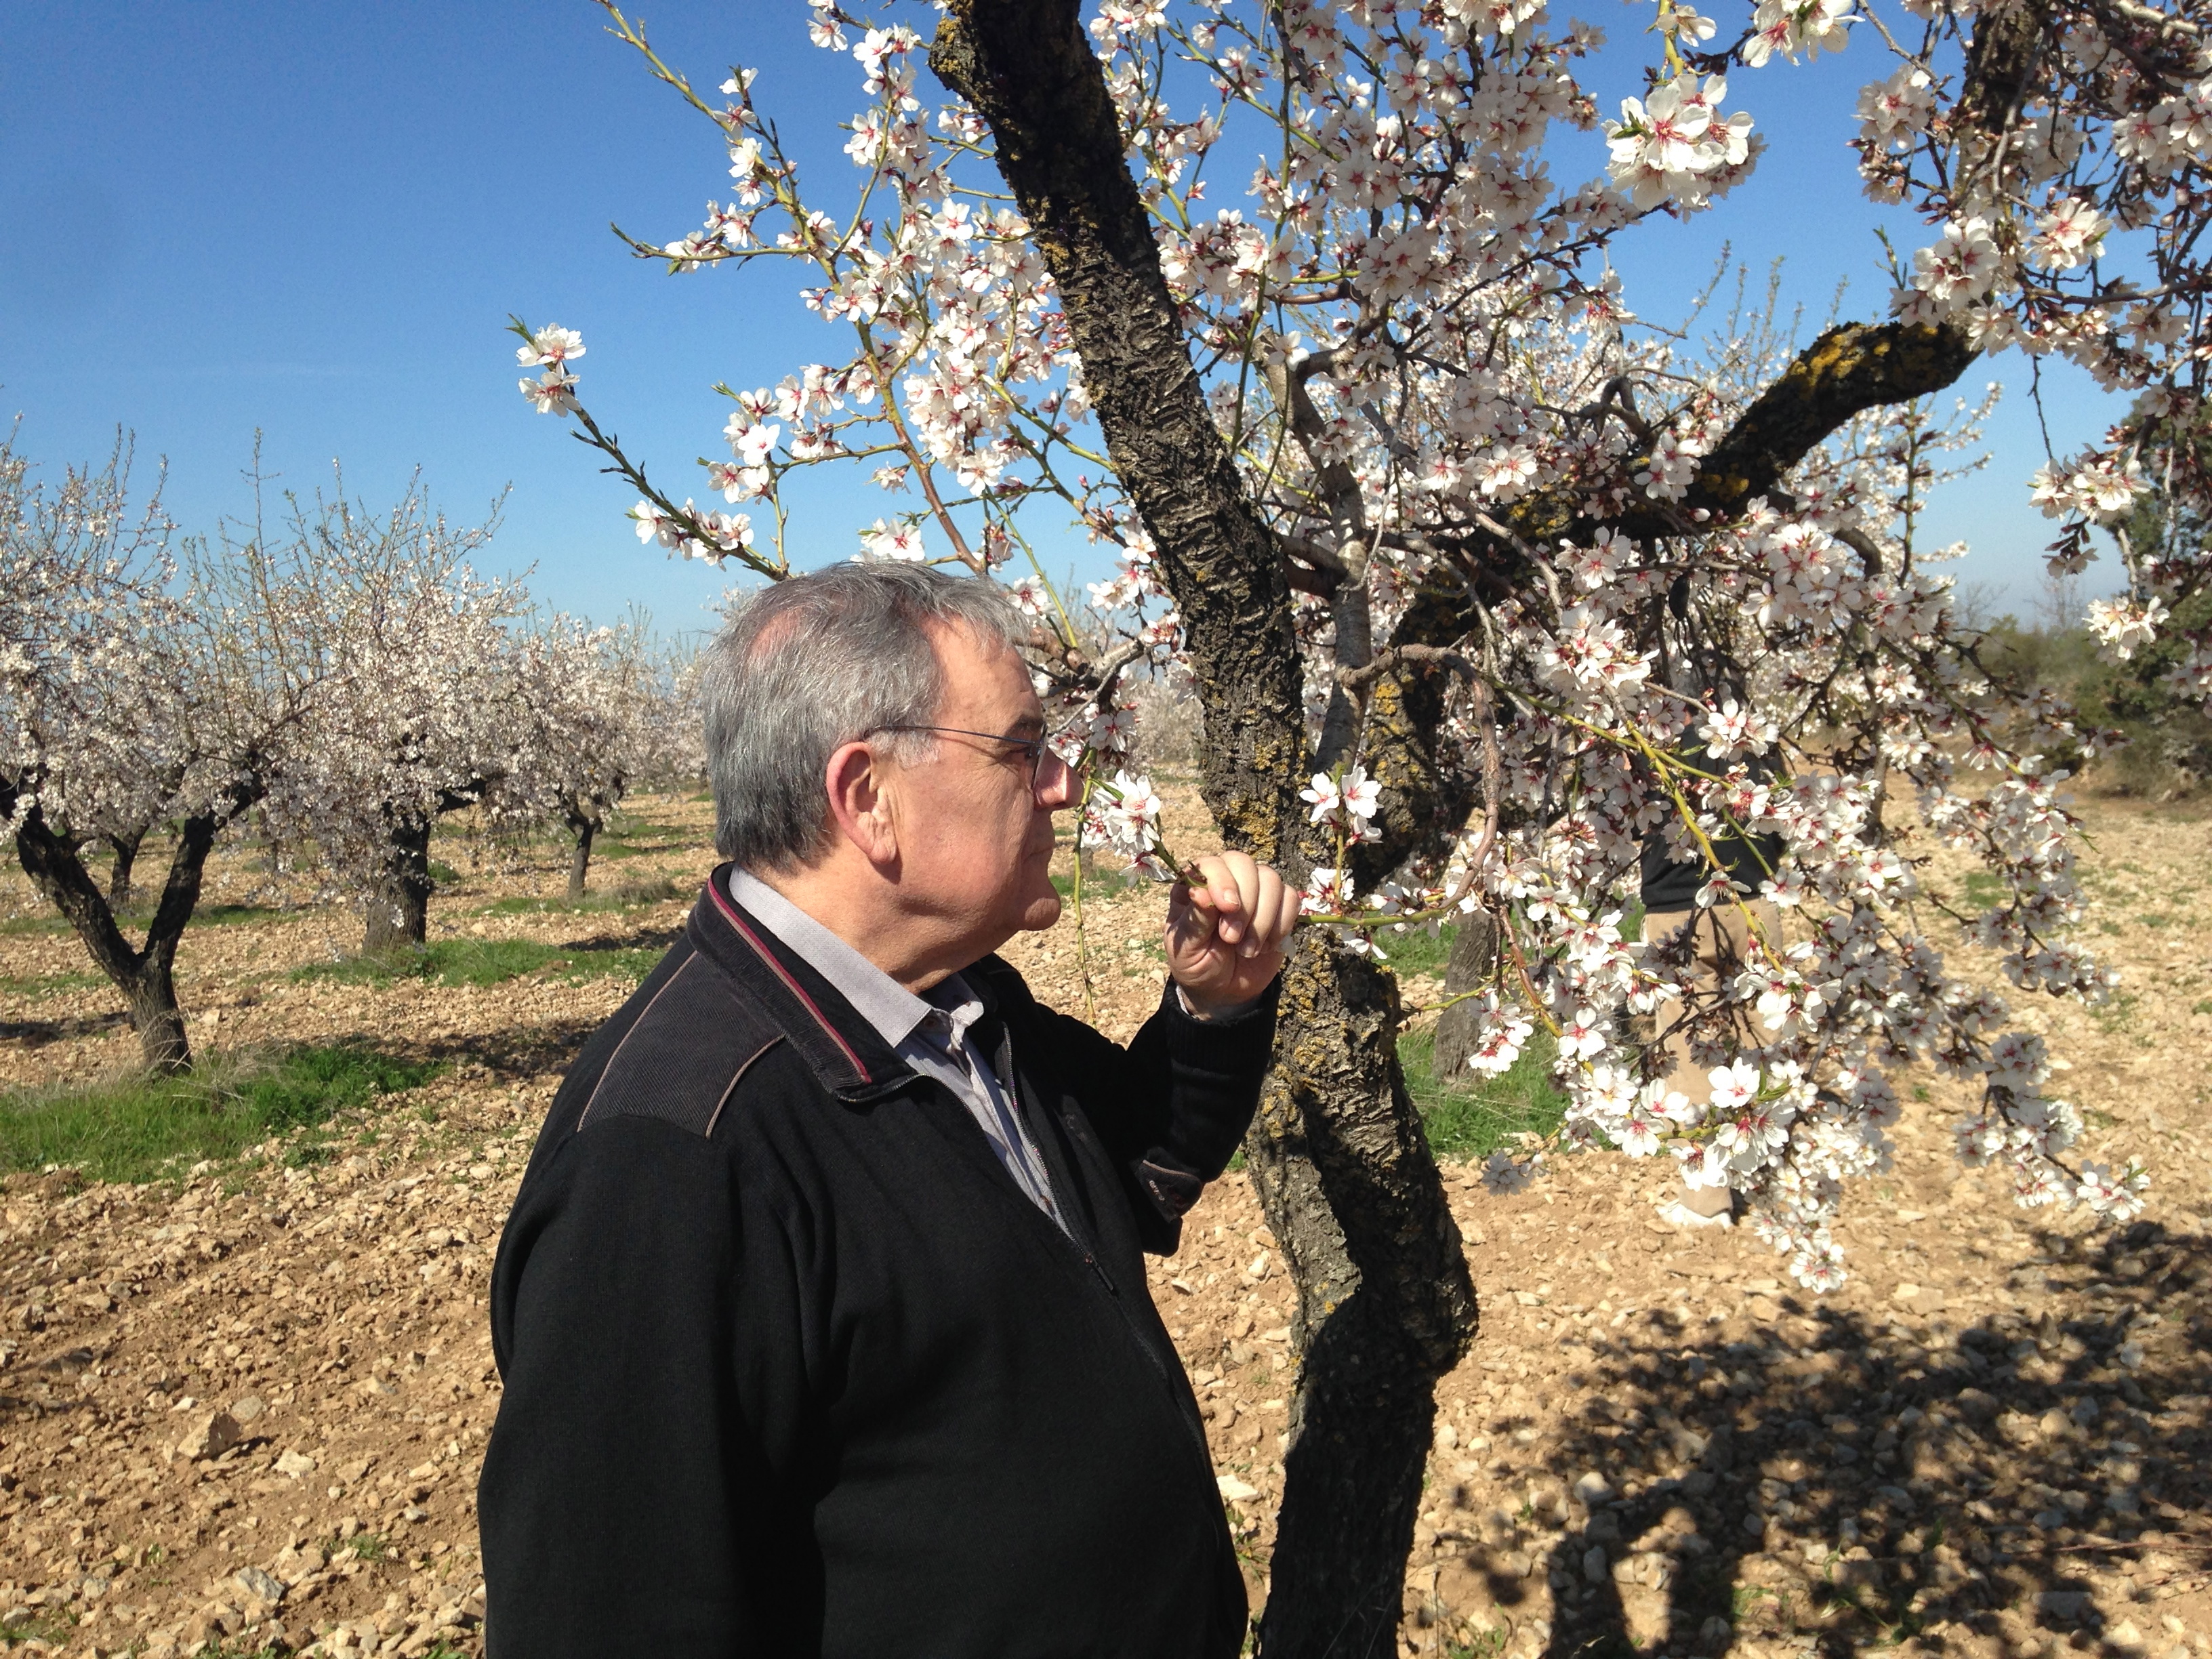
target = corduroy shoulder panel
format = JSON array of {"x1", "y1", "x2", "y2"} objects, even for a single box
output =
[{"x1": 572, "y1": 954, "x2": 789, "y2": 1139}]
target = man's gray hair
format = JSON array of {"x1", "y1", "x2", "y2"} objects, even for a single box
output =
[{"x1": 701, "y1": 562, "x2": 1030, "y2": 870}]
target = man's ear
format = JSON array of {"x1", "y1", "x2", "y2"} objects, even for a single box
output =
[{"x1": 823, "y1": 739, "x2": 900, "y2": 870}]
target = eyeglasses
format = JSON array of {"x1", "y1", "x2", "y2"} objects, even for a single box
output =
[{"x1": 869, "y1": 724, "x2": 1071, "y2": 792}]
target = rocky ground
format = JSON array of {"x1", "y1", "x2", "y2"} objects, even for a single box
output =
[{"x1": 0, "y1": 785, "x2": 2205, "y2": 1659}]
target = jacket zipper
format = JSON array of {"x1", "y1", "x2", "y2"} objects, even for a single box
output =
[{"x1": 1033, "y1": 1100, "x2": 1219, "y2": 1475}]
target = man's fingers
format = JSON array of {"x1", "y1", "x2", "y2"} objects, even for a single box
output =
[
  {"x1": 1189, "y1": 851, "x2": 1262, "y2": 945},
  {"x1": 1248, "y1": 868, "x2": 1298, "y2": 957},
  {"x1": 1178, "y1": 852, "x2": 1300, "y2": 960},
  {"x1": 1210, "y1": 867, "x2": 1246, "y2": 943},
  {"x1": 1238, "y1": 862, "x2": 1292, "y2": 956},
  {"x1": 1241, "y1": 867, "x2": 1298, "y2": 959}
]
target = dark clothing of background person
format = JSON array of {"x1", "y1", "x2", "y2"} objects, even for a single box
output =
[
  {"x1": 478, "y1": 869, "x2": 1279, "y2": 1658},
  {"x1": 1638, "y1": 743, "x2": 1784, "y2": 910},
  {"x1": 1638, "y1": 741, "x2": 1785, "y2": 1220}
]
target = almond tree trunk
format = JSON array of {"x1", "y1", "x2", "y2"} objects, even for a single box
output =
[
  {"x1": 10, "y1": 800, "x2": 234, "y2": 1073},
  {"x1": 363, "y1": 814, "x2": 434, "y2": 957},
  {"x1": 106, "y1": 829, "x2": 144, "y2": 907},
  {"x1": 1430, "y1": 916, "x2": 1502, "y2": 1080},
  {"x1": 930, "y1": 11, "x2": 1479, "y2": 1652},
  {"x1": 567, "y1": 816, "x2": 596, "y2": 901}
]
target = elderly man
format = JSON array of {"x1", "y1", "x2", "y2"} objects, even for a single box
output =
[{"x1": 478, "y1": 564, "x2": 1297, "y2": 1658}]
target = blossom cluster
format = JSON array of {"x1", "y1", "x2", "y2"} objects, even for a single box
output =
[{"x1": 1841, "y1": 0, "x2": 2212, "y2": 699}]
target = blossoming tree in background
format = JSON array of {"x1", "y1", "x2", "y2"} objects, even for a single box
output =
[
  {"x1": 495, "y1": 611, "x2": 693, "y2": 897},
  {"x1": 262, "y1": 478, "x2": 531, "y2": 957},
  {"x1": 520, "y1": 0, "x2": 2211, "y2": 1642},
  {"x1": 0, "y1": 438, "x2": 332, "y2": 1070}
]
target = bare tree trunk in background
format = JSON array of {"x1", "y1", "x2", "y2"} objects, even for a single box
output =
[
  {"x1": 362, "y1": 815, "x2": 434, "y2": 958},
  {"x1": 119, "y1": 954, "x2": 190, "y2": 1073},
  {"x1": 567, "y1": 816, "x2": 596, "y2": 901},
  {"x1": 931, "y1": 11, "x2": 1480, "y2": 1652},
  {"x1": 10, "y1": 800, "x2": 235, "y2": 1073},
  {"x1": 1429, "y1": 916, "x2": 1502, "y2": 1080},
  {"x1": 106, "y1": 830, "x2": 144, "y2": 907}
]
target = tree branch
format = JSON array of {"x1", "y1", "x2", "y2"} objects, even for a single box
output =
[
  {"x1": 928, "y1": 2, "x2": 1307, "y2": 863},
  {"x1": 1643, "y1": 319, "x2": 1979, "y2": 531}
]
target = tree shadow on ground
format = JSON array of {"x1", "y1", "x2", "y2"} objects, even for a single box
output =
[
  {"x1": 0, "y1": 1010, "x2": 129, "y2": 1048},
  {"x1": 560, "y1": 922, "x2": 682, "y2": 956},
  {"x1": 337, "y1": 1017, "x2": 607, "y2": 1086},
  {"x1": 1428, "y1": 1221, "x2": 2210, "y2": 1659}
]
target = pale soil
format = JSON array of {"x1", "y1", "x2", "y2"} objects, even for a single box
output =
[{"x1": 0, "y1": 784, "x2": 2205, "y2": 1659}]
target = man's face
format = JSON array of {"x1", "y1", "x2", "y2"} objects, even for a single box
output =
[{"x1": 886, "y1": 622, "x2": 1072, "y2": 958}]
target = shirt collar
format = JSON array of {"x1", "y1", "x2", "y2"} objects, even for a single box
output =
[{"x1": 726, "y1": 867, "x2": 980, "y2": 1054}]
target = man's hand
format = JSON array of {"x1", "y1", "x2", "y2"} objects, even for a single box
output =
[{"x1": 1165, "y1": 851, "x2": 1298, "y2": 1016}]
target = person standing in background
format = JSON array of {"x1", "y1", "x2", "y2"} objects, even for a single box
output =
[{"x1": 1638, "y1": 726, "x2": 1784, "y2": 1228}]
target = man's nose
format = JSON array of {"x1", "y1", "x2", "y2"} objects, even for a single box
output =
[{"x1": 1036, "y1": 747, "x2": 1077, "y2": 810}]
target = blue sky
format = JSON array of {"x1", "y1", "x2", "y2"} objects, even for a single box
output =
[{"x1": 3, "y1": 1, "x2": 2123, "y2": 639}]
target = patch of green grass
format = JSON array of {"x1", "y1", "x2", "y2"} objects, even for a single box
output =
[
  {"x1": 0, "y1": 901, "x2": 285, "y2": 941},
  {"x1": 1052, "y1": 863, "x2": 1148, "y2": 901},
  {"x1": 340, "y1": 1531, "x2": 391, "y2": 1563},
  {"x1": 588, "y1": 818, "x2": 694, "y2": 862},
  {"x1": 293, "y1": 937, "x2": 663, "y2": 990},
  {"x1": 0, "y1": 1043, "x2": 441, "y2": 1183},
  {"x1": 428, "y1": 860, "x2": 462, "y2": 885},
  {"x1": 0, "y1": 912, "x2": 70, "y2": 937},
  {"x1": 0, "y1": 1608, "x2": 80, "y2": 1646},
  {"x1": 1376, "y1": 919, "x2": 1458, "y2": 979},
  {"x1": 2194, "y1": 999, "x2": 2212, "y2": 1016},
  {"x1": 1400, "y1": 1023, "x2": 1566, "y2": 1162},
  {"x1": 480, "y1": 895, "x2": 568, "y2": 916},
  {"x1": 0, "y1": 968, "x2": 104, "y2": 998},
  {"x1": 1962, "y1": 869, "x2": 2008, "y2": 909},
  {"x1": 1118, "y1": 935, "x2": 1167, "y2": 972},
  {"x1": 1376, "y1": 908, "x2": 1643, "y2": 979},
  {"x1": 2136, "y1": 912, "x2": 2174, "y2": 929},
  {"x1": 2091, "y1": 989, "x2": 2142, "y2": 1034}
]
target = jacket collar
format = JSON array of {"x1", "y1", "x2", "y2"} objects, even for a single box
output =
[{"x1": 687, "y1": 863, "x2": 1017, "y2": 1105}]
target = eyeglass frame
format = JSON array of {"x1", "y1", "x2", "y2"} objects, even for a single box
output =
[{"x1": 865, "y1": 722, "x2": 1075, "y2": 792}]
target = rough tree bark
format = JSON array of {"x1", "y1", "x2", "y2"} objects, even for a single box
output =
[
  {"x1": 1430, "y1": 917, "x2": 1503, "y2": 1081},
  {"x1": 1265, "y1": 354, "x2": 1375, "y2": 773},
  {"x1": 362, "y1": 815, "x2": 435, "y2": 958},
  {"x1": 106, "y1": 829, "x2": 144, "y2": 907},
  {"x1": 9, "y1": 800, "x2": 237, "y2": 1073},
  {"x1": 930, "y1": 9, "x2": 1479, "y2": 1654},
  {"x1": 567, "y1": 814, "x2": 596, "y2": 901}
]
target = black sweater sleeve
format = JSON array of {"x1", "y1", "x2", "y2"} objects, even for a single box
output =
[
  {"x1": 1002, "y1": 969, "x2": 1279, "y2": 1248},
  {"x1": 478, "y1": 1118, "x2": 819, "y2": 1657}
]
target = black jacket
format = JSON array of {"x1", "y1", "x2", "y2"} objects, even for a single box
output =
[
  {"x1": 1639, "y1": 744, "x2": 1784, "y2": 911},
  {"x1": 478, "y1": 869, "x2": 1279, "y2": 1658}
]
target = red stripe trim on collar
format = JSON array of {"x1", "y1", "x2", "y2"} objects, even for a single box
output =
[{"x1": 707, "y1": 878, "x2": 874, "y2": 1084}]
